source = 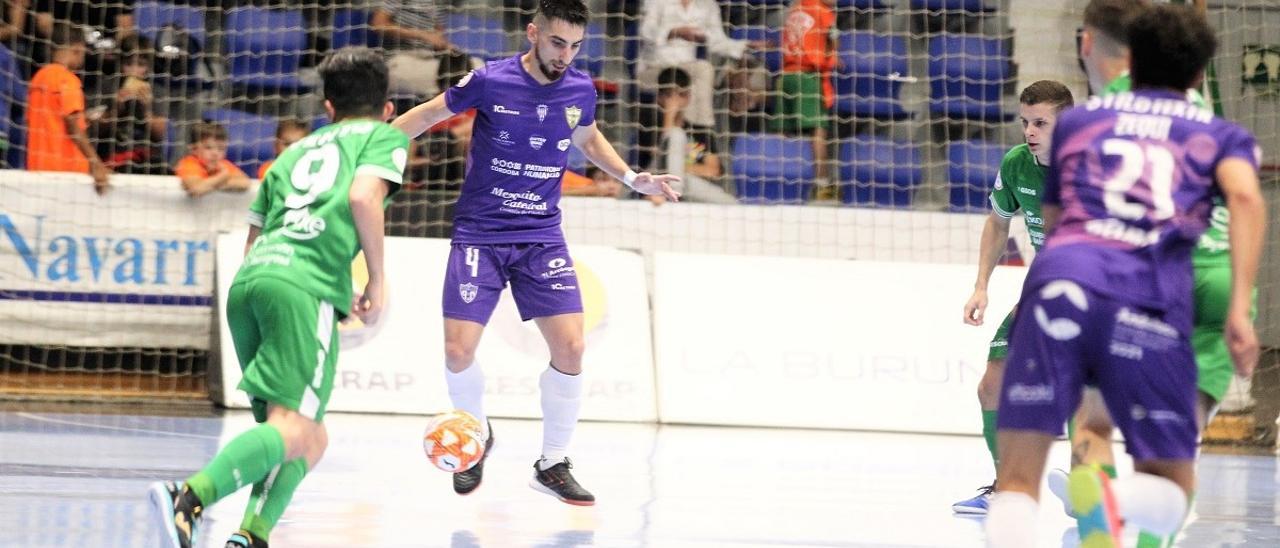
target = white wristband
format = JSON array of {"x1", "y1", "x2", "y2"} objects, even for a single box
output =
[{"x1": 622, "y1": 169, "x2": 639, "y2": 189}]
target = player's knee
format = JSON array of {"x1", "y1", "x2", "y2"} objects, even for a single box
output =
[
  {"x1": 1078, "y1": 412, "x2": 1114, "y2": 436},
  {"x1": 444, "y1": 340, "x2": 477, "y2": 370},
  {"x1": 305, "y1": 424, "x2": 329, "y2": 468},
  {"x1": 977, "y1": 362, "x2": 1004, "y2": 405}
]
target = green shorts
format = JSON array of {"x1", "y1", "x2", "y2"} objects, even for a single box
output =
[
  {"x1": 771, "y1": 72, "x2": 828, "y2": 133},
  {"x1": 988, "y1": 309, "x2": 1015, "y2": 362},
  {"x1": 1191, "y1": 264, "x2": 1254, "y2": 403},
  {"x1": 227, "y1": 276, "x2": 339, "y2": 423}
]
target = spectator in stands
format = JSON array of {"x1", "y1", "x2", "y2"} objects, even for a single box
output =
[
  {"x1": 92, "y1": 35, "x2": 166, "y2": 175},
  {"x1": 774, "y1": 0, "x2": 837, "y2": 199},
  {"x1": 644, "y1": 67, "x2": 736, "y2": 205},
  {"x1": 562, "y1": 165, "x2": 624, "y2": 198},
  {"x1": 29, "y1": 0, "x2": 136, "y2": 103},
  {"x1": 175, "y1": 121, "x2": 249, "y2": 198},
  {"x1": 636, "y1": 0, "x2": 765, "y2": 128},
  {"x1": 0, "y1": 1, "x2": 27, "y2": 45},
  {"x1": 371, "y1": 0, "x2": 459, "y2": 100},
  {"x1": 26, "y1": 23, "x2": 110, "y2": 192},
  {"x1": 256, "y1": 118, "x2": 311, "y2": 180},
  {"x1": 409, "y1": 49, "x2": 474, "y2": 188}
]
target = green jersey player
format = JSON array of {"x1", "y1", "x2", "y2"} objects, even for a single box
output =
[
  {"x1": 148, "y1": 48, "x2": 409, "y2": 548},
  {"x1": 952, "y1": 80, "x2": 1075, "y2": 515}
]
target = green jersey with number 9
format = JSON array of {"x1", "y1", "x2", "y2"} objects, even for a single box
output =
[{"x1": 238, "y1": 119, "x2": 409, "y2": 316}]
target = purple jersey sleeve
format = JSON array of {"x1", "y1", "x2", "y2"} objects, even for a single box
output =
[
  {"x1": 578, "y1": 86, "x2": 599, "y2": 128},
  {"x1": 444, "y1": 67, "x2": 487, "y2": 113},
  {"x1": 1217, "y1": 122, "x2": 1261, "y2": 171}
]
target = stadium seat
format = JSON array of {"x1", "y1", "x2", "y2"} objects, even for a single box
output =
[
  {"x1": 841, "y1": 0, "x2": 888, "y2": 8},
  {"x1": 910, "y1": 0, "x2": 990, "y2": 12},
  {"x1": 732, "y1": 133, "x2": 815, "y2": 204},
  {"x1": 134, "y1": 1, "x2": 207, "y2": 47},
  {"x1": 947, "y1": 139, "x2": 1006, "y2": 212},
  {"x1": 838, "y1": 136, "x2": 921, "y2": 207},
  {"x1": 834, "y1": 31, "x2": 910, "y2": 120},
  {"x1": 332, "y1": 9, "x2": 380, "y2": 50},
  {"x1": 0, "y1": 43, "x2": 25, "y2": 168},
  {"x1": 927, "y1": 34, "x2": 1011, "y2": 121},
  {"x1": 225, "y1": 6, "x2": 312, "y2": 92},
  {"x1": 445, "y1": 14, "x2": 508, "y2": 61},
  {"x1": 728, "y1": 26, "x2": 783, "y2": 74},
  {"x1": 201, "y1": 108, "x2": 278, "y2": 177},
  {"x1": 573, "y1": 22, "x2": 607, "y2": 76}
]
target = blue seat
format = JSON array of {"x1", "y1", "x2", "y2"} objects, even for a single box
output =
[
  {"x1": 928, "y1": 34, "x2": 1011, "y2": 121},
  {"x1": 225, "y1": 6, "x2": 311, "y2": 92},
  {"x1": 839, "y1": 0, "x2": 888, "y2": 8},
  {"x1": 911, "y1": 0, "x2": 990, "y2": 11},
  {"x1": 0, "y1": 43, "x2": 25, "y2": 168},
  {"x1": 732, "y1": 134, "x2": 815, "y2": 204},
  {"x1": 333, "y1": 9, "x2": 380, "y2": 50},
  {"x1": 728, "y1": 26, "x2": 783, "y2": 74},
  {"x1": 202, "y1": 109, "x2": 278, "y2": 177},
  {"x1": 445, "y1": 14, "x2": 508, "y2": 61},
  {"x1": 134, "y1": 1, "x2": 207, "y2": 46},
  {"x1": 947, "y1": 139, "x2": 1006, "y2": 212},
  {"x1": 573, "y1": 22, "x2": 606, "y2": 76},
  {"x1": 834, "y1": 32, "x2": 910, "y2": 120},
  {"x1": 838, "y1": 137, "x2": 921, "y2": 207}
]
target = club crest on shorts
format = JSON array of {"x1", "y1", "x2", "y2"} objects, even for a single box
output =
[
  {"x1": 565, "y1": 105, "x2": 582, "y2": 129},
  {"x1": 459, "y1": 283, "x2": 478, "y2": 304}
]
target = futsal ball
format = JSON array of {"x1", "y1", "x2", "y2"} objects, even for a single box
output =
[{"x1": 423, "y1": 410, "x2": 486, "y2": 473}]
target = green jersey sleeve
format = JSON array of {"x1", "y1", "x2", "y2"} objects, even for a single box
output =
[
  {"x1": 355, "y1": 124, "x2": 410, "y2": 190},
  {"x1": 247, "y1": 179, "x2": 271, "y2": 227},
  {"x1": 988, "y1": 157, "x2": 1020, "y2": 219}
]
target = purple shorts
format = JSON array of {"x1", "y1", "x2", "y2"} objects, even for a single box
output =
[
  {"x1": 442, "y1": 242, "x2": 583, "y2": 324},
  {"x1": 998, "y1": 279, "x2": 1198, "y2": 461}
]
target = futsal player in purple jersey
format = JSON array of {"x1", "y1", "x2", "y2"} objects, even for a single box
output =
[
  {"x1": 392, "y1": 0, "x2": 680, "y2": 506},
  {"x1": 985, "y1": 5, "x2": 1265, "y2": 547}
]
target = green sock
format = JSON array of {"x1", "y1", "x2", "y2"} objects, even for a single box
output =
[
  {"x1": 1067, "y1": 417, "x2": 1077, "y2": 443},
  {"x1": 241, "y1": 458, "x2": 309, "y2": 541},
  {"x1": 186, "y1": 424, "x2": 286, "y2": 506},
  {"x1": 982, "y1": 409, "x2": 999, "y2": 470}
]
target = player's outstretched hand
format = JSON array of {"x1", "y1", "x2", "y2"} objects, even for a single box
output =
[
  {"x1": 632, "y1": 172, "x2": 681, "y2": 202},
  {"x1": 1225, "y1": 310, "x2": 1259, "y2": 378},
  {"x1": 963, "y1": 288, "x2": 988, "y2": 326},
  {"x1": 351, "y1": 278, "x2": 387, "y2": 326}
]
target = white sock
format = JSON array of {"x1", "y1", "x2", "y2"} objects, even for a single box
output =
[
  {"x1": 985, "y1": 492, "x2": 1039, "y2": 548},
  {"x1": 538, "y1": 364, "x2": 582, "y2": 470},
  {"x1": 446, "y1": 363, "x2": 488, "y2": 439},
  {"x1": 1114, "y1": 473, "x2": 1189, "y2": 536}
]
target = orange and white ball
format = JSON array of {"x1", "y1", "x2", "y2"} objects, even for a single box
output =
[{"x1": 423, "y1": 410, "x2": 486, "y2": 473}]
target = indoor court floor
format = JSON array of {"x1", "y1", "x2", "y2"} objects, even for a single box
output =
[{"x1": 2, "y1": 409, "x2": 1278, "y2": 547}]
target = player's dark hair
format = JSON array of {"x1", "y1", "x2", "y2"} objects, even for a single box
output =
[
  {"x1": 1020, "y1": 80, "x2": 1075, "y2": 113},
  {"x1": 318, "y1": 47, "x2": 389, "y2": 120},
  {"x1": 189, "y1": 122, "x2": 228, "y2": 144},
  {"x1": 656, "y1": 67, "x2": 691, "y2": 92},
  {"x1": 1083, "y1": 0, "x2": 1147, "y2": 46},
  {"x1": 537, "y1": 0, "x2": 589, "y2": 27},
  {"x1": 1129, "y1": 4, "x2": 1217, "y2": 91}
]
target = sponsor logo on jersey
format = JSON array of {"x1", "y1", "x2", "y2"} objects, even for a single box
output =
[
  {"x1": 557, "y1": 138, "x2": 571, "y2": 151},
  {"x1": 494, "y1": 130, "x2": 515, "y2": 147},
  {"x1": 565, "y1": 105, "x2": 582, "y2": 129},
  {"x1": 529, "y1": 135, "x2": 547, "y2": 150},
  {"x1": 459, "y1": 283, "x2": 478, "y2": 304},
  {"x1": 537, "y1": 104, "x2": 549, "y2": 122},
  {"x1": 1018, "y1": 187, "x2": 1037, "y2": 196},
  {"x1": 493, "y1": 104, "x2": 521, "y2": 116}
]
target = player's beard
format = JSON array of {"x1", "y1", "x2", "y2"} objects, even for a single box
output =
[{"x1": 535, "y1": 48, "x2": 565, "y2": 81}]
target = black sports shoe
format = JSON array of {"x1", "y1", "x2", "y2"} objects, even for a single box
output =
[
  {"x1": 148, "y1": 480, "x2": 203, "y2": 548},
  {"x1": 225, "y1": 529, "x2": 269, "y2": 548},
  {"x1": 530, "y1": 457, "x2": 595, "y2": 506},
  {"x1": 453, "y1": 420, "x2": 494, "y2": 495}
]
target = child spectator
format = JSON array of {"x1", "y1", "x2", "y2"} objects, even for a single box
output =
[
  {"x1": 257, "y1": 119, "x2": 311, "y2": 179},
  {"x1": 774, "y1": 0, "x2": 837, "y2": 198},
  {"x1": 93, "y1": 35, "x2": 167, "y2": 175},
  {"x1": 26, "y1": 23, "x2": 110, "y2": 192},
  {"x1": 175, "y1": 121, "x2": 249, "y2": 198}
]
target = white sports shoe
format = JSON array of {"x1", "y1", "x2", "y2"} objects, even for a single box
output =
[{"x1": 1046, "y1": 468, "x2": 1074, "y2": 517}]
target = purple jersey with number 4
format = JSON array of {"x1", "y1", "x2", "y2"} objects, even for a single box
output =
[
  {"x1": 1036, "y1": 89, "x2": 1259, "y2": 333},
  {"x1": 444, "y1": 55, "x2": 598, "y2": 244}
]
